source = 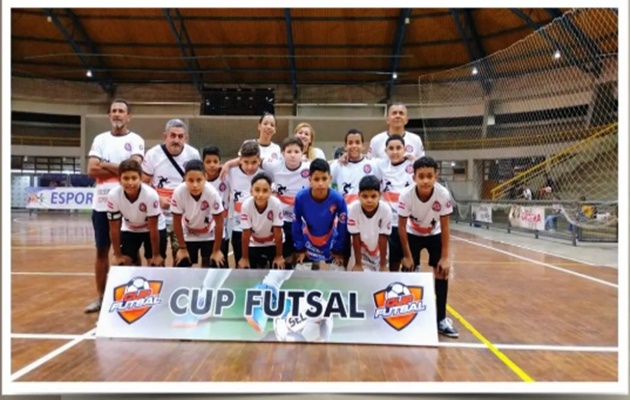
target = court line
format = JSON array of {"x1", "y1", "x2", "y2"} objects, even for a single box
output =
[
  {"x1": 451, "y1": 234, "x2": 618, "y2": 289},
  {"x1": 9, "y1": 332, "x2": 618, "y2": 353},
  {"x1": 451, "y1": 228, "x2": 609, "y2": 267},
  {"x1": 10, "y1": 328, "x2": 97, "y2": 382},
  {"x1": 446, "y1": 304, "x2": 535, "y2": 382}
]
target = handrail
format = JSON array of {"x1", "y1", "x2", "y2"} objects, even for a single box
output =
[
  {"x1": 490, "y1": 122, "x2": 617, "y2": 199},
  {"x1": 11, "y1": 136, "x2": 81, "y2": 146}
]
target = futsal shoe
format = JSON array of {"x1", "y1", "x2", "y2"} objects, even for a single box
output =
[
  {"x1": 245, "y1": 283, "x2": 278, "y2": 333},
  {"x1": 438, "y1": 317, "x2": 459, "y2": 338},
  {"x1": 84, "y1": 298, "x2": 102, "y2": 314}
]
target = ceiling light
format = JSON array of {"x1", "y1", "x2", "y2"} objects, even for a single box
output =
[
  {"x1": 392, "y1": 72, "x2": 398, "y2": 79},
  {"x1": 86, "y1": 70, "x2": 93, "y2": 78},
  {"x1": 472, "y1": 67, "x2": 478, "y2": 75},
  {"x1": 553, "y1": 50, "x2": 561, "y2": 59}
]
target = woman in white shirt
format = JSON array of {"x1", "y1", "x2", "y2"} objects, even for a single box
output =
[{"x1": 293, "y1": 122, "x2": 326, "y2": 161}]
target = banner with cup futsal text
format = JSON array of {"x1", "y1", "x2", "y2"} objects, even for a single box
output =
[{"x1": 96, "y1": 267, "x2": 439, "y2": 347}]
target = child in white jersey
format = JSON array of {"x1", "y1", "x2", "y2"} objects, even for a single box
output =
[
  {"x1": 374, "y1": 134, "x2": 415, "y2": 271},
  {"x1": 398, "y1": 156, "x2": 458, "y2": 338},
  {"x1": 170, "y1": 160, "x2": 225, "y2": 268},
  {"x1": 347, "y1": 175, "x2": 392, "y2": 272},
  {"x1": 226, "y1": 141, "x2": 263, "y2": 266},
  {"x1": 238, "y1": 172, "x2": 285, "y2": 269},
  {"x1": 202, "y1": 145, "x2": 231, "y2": 265},
  {"x1": 106, "y1": 158, "x2": 166, "y2": 267}
]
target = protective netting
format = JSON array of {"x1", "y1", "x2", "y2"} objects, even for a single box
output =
[{"x1": 418, "y1": 8, "x2": 618, "y2": 229}]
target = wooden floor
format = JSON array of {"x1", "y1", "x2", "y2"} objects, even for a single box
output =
[{"x1": 9, "y1": 212, "x2": 619, "y2": 382}]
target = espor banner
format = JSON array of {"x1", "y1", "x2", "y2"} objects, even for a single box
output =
[
  {"x1": 26, "y1": 187, "x2": 94, "y2": 210},
  {"x1": 96, "y1": 267, "x2": 439, "y2": 347}
]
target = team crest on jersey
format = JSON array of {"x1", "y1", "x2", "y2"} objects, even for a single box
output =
[
  {"x1": 446, "y1": 200, "x2": 452, "y2": 208},
  {"x1": 271, "y1": 153, "x2": 279, "y2": 160},
  {"x1": 432, "y1": 201, "x2": 441, "y2": 212},
  {"x1": 301, "y1": 169, "x2": 309, "y2": 178},
  {"x1": 139, "y1": 144, "x2": 144, "y2": 151},
  {"x1": 219, "y1": 182, "x2": 227, "y2": 192},
  {"x1": 213, "y1": 202, "x2": 220, "y2": 210},
  {"x1": 329, "y1": 205, "x2": 337, "y2": 214},
  {"x1": 363, "y1": 164, "x2": 372, "y2": 174},
  {"x1": 124, "y1": 142, "x2": 132, "y2": 151},
  {"x1": 338, "y1": 212, "x2": 347, "y2": 222},
  {"x1": 406, "y1": 164, "x2": 413, "y2": 174},
  {"x1": 405, "y1": 144, "x2": 413, "y2": 153},
  {"x1": 267, "y1": 210, "x2": 274, "y2": 221},
  {"x1": 201, "y1": 200, "x2": 209, "y2": 211},
  {"x1": 153, "y1": 201, "x2": 158, "y2": 209},
  {"x1": 139, "y1": 202, "x2": 147, "y2": 212}
]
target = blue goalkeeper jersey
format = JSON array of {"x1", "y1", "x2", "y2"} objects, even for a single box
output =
[{"x1": 292, "y1": 188, "x2": 348, "y2": 261}]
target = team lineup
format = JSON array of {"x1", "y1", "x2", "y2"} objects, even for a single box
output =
[{"x1": 86, "y1": 98, "x2": 459, "y2": 339}]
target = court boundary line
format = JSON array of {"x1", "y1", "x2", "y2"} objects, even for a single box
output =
[
  {"x1": 451, "y1": 234, "x2": 618, "y2": 289},
  {"x1": 451, "y1": 226, "x2": 617, "y2": 268},
  {"x1": 12, "y1": 272, "x2": 94, "y2": 277},
  {"x1": 10, "y1": 328, "x2": 96, "y2": 382},
  {"x1": 9, "y1": 332, "x2": 619, "y2": 353},
  {"x1": 446, "y1": 305, "x2": 534, "y2": 382}
]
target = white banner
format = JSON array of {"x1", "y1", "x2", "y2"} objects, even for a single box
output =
[
  {"x1": 96, "y1": 267, "x2": 439, "y2": 347},
  {"x1": 26, "y1": 187, "x2": 94, "y2": 210},
  {"x1": 471, "y1": 203, "x2": 493, "y2": 223},
  {"x1": 509, "y1": 205, "x2": 545, "y2": 231}
]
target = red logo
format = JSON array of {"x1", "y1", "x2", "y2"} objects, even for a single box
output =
[
  {"x1": 267, "y1": 210, "x2": 274, "y2": 221},
  {"x1": 213, "y1": 202, "x2": 220, "y2": 210},
  {"x1": 219, "y1": 182, "x2": 227, "y2": 192},
  {"x1": 109, "y1": 277, "x2": 163, "y2": 324},
  {"x1": 124, "y1": 142, "x2": 132, "y2": 151},
  {"x1": 201, "y1": 200, "x2": 209, "y2": 210},
  {"x1": 338, "y1": 212, "x2": 347, "y2": 222},
  {"x1": 373, "y1": 282, "x2": 426, "y2": 331},
  {"x1": 432, "y1": 201, "x2": 441, "y2": 212},
  {"x1": 406, "y1": 164, "x2": 413, "y2": 174},
  {"x1": 405, "y1": 145, "x2": 413, "y2": 153},
  {"x1": 301, "y1": 169, "x2": 309, "y2": 178},
  {"x1": 329, "y1": 205, "x2": 337, "y2": 214},
  {"x1": 363, "y1": 164, "x2": 372, "y2": 174},
  {"x1": 139, "y1": 202, "x2": 147, "y2": 212}
]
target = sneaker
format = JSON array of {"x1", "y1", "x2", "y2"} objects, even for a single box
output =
[
  {"x1": 438, "y1": 317, "x2": 459, "y2": 338},
  {"x1": 245, "y1": 283, "x2": 278, "y2": 333},
  {"x1": 84, "y1": 298, "x2": 102, "y2": 314}
]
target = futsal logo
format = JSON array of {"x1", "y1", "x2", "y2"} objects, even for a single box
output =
[
  {"x1": 372, "y1": 282, "x2": 426, "y2": 331},
  {"x1": 109, "y1": 277, "x2": 163, "y2": 324}
]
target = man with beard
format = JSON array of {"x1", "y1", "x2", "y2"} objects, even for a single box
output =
[
  {"x1": 142, "y1": 119, "x2": 201, "y2": 265},
  {"x1": 85, "y1": 99, "x2": 145, "y2": 313}
]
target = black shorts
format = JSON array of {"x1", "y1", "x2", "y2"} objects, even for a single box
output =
[
  {"x1": 389, "y1": 226, "x2": 403, "y2": 265},
  {"x1": 282, "y1": 221, "x2": 294, "y2": 258},
  {"x1": 92, "y1": 210, "x2": 111, "y2": 250},
  {"x1": 120, "y1": 229, "x2": 167, "y2": 265},
  {"x1": 176, "y1": 240, "x2": 227, "y2": 268},
  {"x1": 408, "y1": 233, "x2": 442, "y2": 270},
  {"x1": 232, "y1": 231, "x2": 242, "y2": 266},
  {"x1": 249, "y1": 245, "x2": 277, "y2": 269}
]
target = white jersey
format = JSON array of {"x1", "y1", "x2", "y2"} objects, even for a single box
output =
[
  {"x1": 240, "y1": 196, "x2": 285, "y2": 247},
  {"x1": 304, "y1": 147, "x2": 326, "y2": 161},
  {"x1": 88, "y1": 131, "x2": 145, "y2": 212},
  {"x1": 241, "y1": 139, "x2": 282, "y2": 164},
  {"x1": 330, "y1": 157, "x2": 382, "y2": 205},
  {"x1": 142, "y1": 143, "x2": 201, "y2": 222},
  {"x1": 263, "y1": 159, "x2": 311, "y2": 222},
  {"x1": 207, "y1": 175, "x2": 230, "y2": 239},
  {"x1": 347, "y1": 201, "x2": 392, "y2": 271},
  {"x1": 368, "y1": 131, "x2": 424, "y2": 160},
  {"x1": 170, "y1": 182, "x2": 225, "y2": 242},
  {"x1": 398, "y1": 183, "x2": 453, "y2": 236},
  {"x1": 376, "y1": 159, "x2": 415, "y2": 227},
  {"x1": 227, "y1": 166, "x2": 263, "y2": 232},
  {"x1": 106, "y1": 184, "x2": 165, "y2": 232}
]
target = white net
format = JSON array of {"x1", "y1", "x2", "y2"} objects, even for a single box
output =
[{"x1": 417, "y1": 8, "x2": 618, "y2": 231}]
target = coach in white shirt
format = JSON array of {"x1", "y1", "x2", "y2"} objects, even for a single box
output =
[
  {"x1": 368, "y1": 103, "x2": 425, "y2": 160},
  {"x1": 142, "y1": 119, "x2": 201, "y2": 265}
]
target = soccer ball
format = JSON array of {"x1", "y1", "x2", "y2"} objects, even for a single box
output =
[
  {"x1": 385, "y1": 282, "x2": 411, "y2": 301},
  {"x1": 273, "y1": 297, "x2": 334, "y2": 342},
  {"x1": 125, "y1": 277, "x2": 151, "y2": 294}
]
